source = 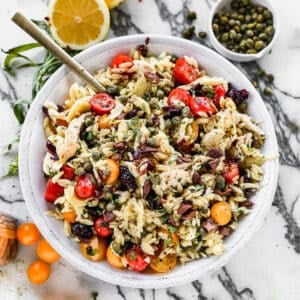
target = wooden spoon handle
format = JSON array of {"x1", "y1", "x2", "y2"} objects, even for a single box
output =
[{"x1": 12, "y1": 12, "x2": 106, "y2": 93}]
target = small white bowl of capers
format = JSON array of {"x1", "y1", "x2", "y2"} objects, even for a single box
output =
[{"x1": 208, "y1": 0, "x2": 279, "y2": 62}]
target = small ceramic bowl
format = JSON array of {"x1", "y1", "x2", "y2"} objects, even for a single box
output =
[
  {"x1": 19, "y1": 34, "x2": 279, "y2": 288},
  {"x1": 208, "y1": 0, "x2": 280, "y2": 62}
]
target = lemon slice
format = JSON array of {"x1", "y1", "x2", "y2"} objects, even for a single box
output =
[
  {"x1": 48, "y1": 0, "x2": 110, "y2": 50},
  {"x1": 104, "y1": 0, "x2": 124, "y2": 9}
]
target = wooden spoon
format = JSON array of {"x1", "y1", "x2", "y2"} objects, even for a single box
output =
[{"x1": 12, "y1": 12, "x2": 106, "y2": 93}]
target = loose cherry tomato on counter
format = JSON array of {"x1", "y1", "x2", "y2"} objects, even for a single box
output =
[
  {"x1": 44, "y1": 179, "x2": 65, "y2": 203},
  {"x1": 27, "y1": 260, "x2": 50, "y2": 284},
  {"x1": 223, "y1": 162, "x2": 239, "y2": 184},
  {"x1": 17, "y1": 222, "x2": 41, "y2": 246},
  {"x1": 167, "y1": 88, "x2": 193, "y2": 106},
  {"x1": 211, "y1": 201, "x2": 232, "y2": 225},
  {"x1": 126, "y1": 246, "x2": 149, "y2": 272},
  {"x1": 62, "y1": 164, "x2": 75, "y2": 180},
  {"x1": 111, "y1": 53, "x2": 133, "y2": 68},
  {"x1": 173, "y1": 57, "x2": 199, "y2": 84},
  {"x1": 94, "y1": 216, "x2": 113, "y2": 237},
  {"x1": 37, "y1": 239, "x2": 60, "y2": 264},
  {"x1": 90, "y1": 93, "x2": 115, "y2": 115},
  {"x1": 75, "y1": 174, "x2": 96, "y2": 199},
  {"x1": 213, "y1": 84, "x2": 226, "y2": 108},
  {"x1": 189, "y1": 97, "x2": 216, "y2": 116}
]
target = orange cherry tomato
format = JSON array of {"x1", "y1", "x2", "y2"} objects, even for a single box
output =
[
  {"x1": 80, "y1": 237, "x2": 107, "y2": 262},
  {"x1": 62, "y1": 210, "x2": 77, "y2": 223},
  {"x1": 17, "y1": 223, "x2": 41, "y2": 246},
  {"x1": 56, "y1": 119, "x2": 68, "y2": 127},
  {"x1": 37, "y1": 239, "x2": 60, "y2": 264},
  {"x1": 106, "y1": 246, "x2": 124, "y2": 269},
  {"x1": 98, "y1": 114, "x2": 111, "y2": 129},
  {"x1": 27, "y1": 260, "x2": 51, "y2": 284},
  {"x1": 211, "y1": 202, "x2": 232, "y2": 225},
  {"x1": 105, "y1": 159, "x2": 120, "y2": 185}
]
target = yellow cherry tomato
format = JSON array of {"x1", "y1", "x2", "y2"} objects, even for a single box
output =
[
  {"x1": 105, "y1": 159, "x2": 120, "y2": 185},
  {"x1": 106, "y1": 245, "x2": 124, "y2": 269},
  {"x1": 98, "y1": 114, "x2": 111, "y2": 129},
  {"x1": 17, "y1": 222, "x2": 41, "y2": 245},
  {"x1": 149, "y1": 254, "x2": 177, "y2": 273},
  {"x1": 211, "y1": 201, "x2": 232, "y2": 225},
  {"x1": 62, "y1": 210, "x2": 77, "y2": 223},
  {"x1": 80, "y1": 237, "x2": 107, "y2": 262},
  {"x1": 27, "y1": 260, "x2": 51, "y2": 284},
  {"x1": 37, "y1": 239, "x2": 61, "y2": 264}
]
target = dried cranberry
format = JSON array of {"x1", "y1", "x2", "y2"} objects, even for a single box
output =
[
  {"x1": 71, "y1": 222, "x2": 93, "y2": 240},
  {"x1": 226, "y1": 84, "x2": 249, "y2": 105},
  {"x1": 207, "y1": 147, "x2": 223, "y2": 158},
  {"x1": 119, "y1": 166, "x2": 137, "y2": 191},
  {"x1": 143, "y1": 179, "x2": 152, "y2": 199},
  {"x1": 125, "y1": 108, "x2": 139, "y2": 119},
  {"x1": 46, "y1": 140, "x2": 57, "y2": 155},
  {"x1": 192, "y1": 171, "x2": 203, "y2": 185},
  {"x1": 136, "y1": 44, "x2": 148, "y2": 56}
]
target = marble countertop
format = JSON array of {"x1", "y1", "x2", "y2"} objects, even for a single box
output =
[{"x1": 0, "y1": 0, "x2": 300, "y2": 299}]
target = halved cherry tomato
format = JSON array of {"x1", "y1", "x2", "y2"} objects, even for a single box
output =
[
  {"x1": 90, "y1": 93, "x2": 115, "y2": 115},
  {"x1": 80, "y1": 237, "x2": 107, "y2": 262},
  {"x1": 98, "y1": 114, "x2": 111, "y2": 129},
  {"x1": 44, "y1": 180, "x2": 64, "y2": 203},
  {"x1": 94, "y1": 216, "x2": 112, "y2": 237},
  {"x1": 213, "y1": 84, "x2": 226, "y2": 108},
  {"x1": 56, "y1": 119, "x2": 68, "y2": 127},
  {"x1": 173, "y1": 57, "x2": 199, "y2": 84},
  {"x1": 75, "y1": 174, "x2": 96, "y2": 199},
  {"x1": 105, "y1": 159, "x2": 120, "y2": 185},
  {"x1": 62, "y1": 165, "x2": 75, "y2": 180},
  {"x1": 126, "y1": 246, "x2": 149, "y2": 272},
  {"x1": 211, "y1": 201, "x2": 232, "y2": 225},
  {"x1": 189, "y1": 97, "x2": 216, "y2": 116},
  {"x1": 223, "y1": 162, "x2": 239, "y2": 184},
  {"x1": 167, "y1": 88, "x2": 192, "y2": 106},
  {"x1": 111, "y1": 54, "x2": 133, "y2": 68},
  {"x1": 106, "y1": 245, "x2": 124, "y2": 269},
  {"x1": 62, "y1": 210, "x2": 77, "y2": 223}
]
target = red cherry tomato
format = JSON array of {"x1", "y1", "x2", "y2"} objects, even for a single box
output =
[
  {"x1": 168, "y1": 88, "x2": 193, "y2": 106},
  {"x1": 94, "y1": 216, "x2": 112, "y2": 237},
  {"x1": 213, "y1": 84, "x2": 226, "y2": 108},
  {"x1": 44, "y1": 180, "x2": 64, "y2": 203},
  {"x1": 111, "y1": 54, "x2": 133, "y2": 68},
  {"x1": 90, "y1": 93, "x2": 115, "y2": 115},
  {"x1": 189, "y1": 97, "x2": 216, "y2": 116},
  {"x1": 173, "y1": 57, "x2": 199, "y2": 84},
  {"x1": 75, "y1": 174, "x2": 96, "y2": 199},
  {"x1": 62, "y1": 165, "x2": 75, "y2": 180},
  {"x1": 223, "y1": 162, "x2": 239, "y2": 184},
  {"x1": 126, "y1": 246, "x2": 149, "y2": 272}
]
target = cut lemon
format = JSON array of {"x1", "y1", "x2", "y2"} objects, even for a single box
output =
[
  {"x1": 104, "y1": 0, "x2": 124, "y2": 9},
  {"x1": 48, "y1": 0, "x2": 110, "y2": 50}
]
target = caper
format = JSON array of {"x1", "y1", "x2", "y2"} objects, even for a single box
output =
[
  {"x1": 255, "y1": 40, "x2": 265, "y2": 50},
  {"x1": 238, "y1": 40, "x2": 246, "y2": 51},
  {"x1": 256, "y1": 23, "x2": 263, "y2": 31},
  {"x1": 75, "y1": 167, "x2": 85, "y2": 176},
  {"x1": 263, "y1": 87, "x2": 273, "y2": 95},
  {"x1": 229, "y1": 19, "x2": 236, "y2": 27},
  {"x1": 238, "y1": 14, "x2": 245, "y2": 22},
  {"x1": 165, "y1": 119, "x2": 172, "y2": 129},
  {"x1": 105, "y1": 191, "x2": 113, "y2": 199},
  {"x1": 220, "y1": 16, "x2": 229, "y2": 24},
  {"x1": 229, "y1": 29, "x2": 237, "y2": 40},
  {"x1": 187, "y1": 11, "x2": 197, "y2": 21},
  {"x1": 245, "y1": 15, "x2": 252, "y2": 23},
  {"x1": 256, "y1": 14, "x2": 264, "y2": 23},
  {"x1": 182, "y1": 106, "x2": 191, "y2": 117},
  {"x1": 241, "y1": 24, "x2": 248, "y2": 32},
  {"x1": 200, "y1": 207, "x2": 208, "y2": 214},
  {"x1": 212, "y1": 23, "x2": 219, "y2": 33},
  {"x1": 247, "y1": 23, "x2": 256, "y2": 29},
  {"x1": 84, "y1": 162, "x2": 93, "y2": 172},
  {"x1": 263, "y1": 10, "x2": 272, "y2": 19},
  {"x1": 259, "y1": 33, "x2": 268, "y2": 41},
  {"x1": 199, "y1": 31, "x2": 207, "y2": 39},
  {"x1": 245, "y1": 38, "x2": 254, "y2": 48},
  {"x1": 247, "y1": 49, "x2": 257, "y2": 54},
  {"x1": 256, "y1": 6, "x2": 264, "y2": 14},
  {"x1": 257, "y1": 69, "x2": 266, "y2": 78},
  {"x1": 239, "y1": 7, "x2": 246, "y2": 14},
  {"x1": 215, "y1": 175, "x2": 226, "y2": 191},
  {"x1": 172, "y1": 116, "x2": 181, "y2": 125},
  {"x1": 221, "y1": 32, "x2": 229, "y2": 42},
  {"x1": 238, "y1": 102, "x2": 248, "y2": 113},
  {"x1": 111, "y1": 241, "x2": 121, "y2": 254},
  {"x1": 84, "y1": 117, "x2": 93, "y2": 127},
  {"x1": 230, "y1": 0, "x2": 239, "y2": 10},
  {"x1": 266, "y1": 19, "x2": 273, "y2": 25},
  {"x1": 246, "y1": 29, "x2": 254, "y2": 37},
  {"x1": 236, "y1": 33, "x2": 242, "y2": 41},
  {"x1": 106, "y1": 202, "x2": 115, "y2": 211},
  {"x1": 233, "y1": 26, "x2": 240, "y2": 33},
  {"x1": 182, "y1": 29, "x2": 193, "y2": 39},
  {"x1": 118, "y1": 95, "x2": 128, "y2": 103},
  {"x1": 242, "y1": 0, "x2": 250, "y2": 5},
  {"x1": 92, "y1": 152, "x2": 101, "y2": 161},
  {"x1": 107, "y1": 86, "x2": 119, "y2": 96},
  {"x1": 265, "y1": 26, "x2": 274, "y2": 36},
  {"x1": 188, "y1": 26, "x2": 195, "y2": 33},
  {"x1": 231, "y1": 12, "x2": 239, "y2": 19},
  {"x1": 157, "y1": 89, "x2": 165, "y2": 99},
  {"x1": 251, "y1": 12, "x2": 258, "y2": 20},
  {"x1": 267, "y1": 74, "x2": 274, "y2": 83}
]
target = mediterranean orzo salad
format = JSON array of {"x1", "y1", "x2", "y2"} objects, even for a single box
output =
[{"x1": 42, "y1": 45, "x2": 266, "y2": 273}]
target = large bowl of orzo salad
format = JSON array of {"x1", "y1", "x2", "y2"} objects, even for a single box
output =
[{"x1": 19, "y1": 34, "x2": 278, "y2": 288}]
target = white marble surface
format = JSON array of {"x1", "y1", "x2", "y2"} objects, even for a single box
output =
[{"x1": 0, "y1": 0, "x2": 299, "y2": 299}]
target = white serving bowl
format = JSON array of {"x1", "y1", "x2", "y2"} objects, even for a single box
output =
[
  {"x1": 208, "y1": 0, "x2": 280, "y2": 62},
  {"x1": 19, "y1": 34, "x2": 278, "y2": 289}
]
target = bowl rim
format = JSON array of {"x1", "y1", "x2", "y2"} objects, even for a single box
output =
[
  {"x1": 208, "y1": 0, "x2": 280, "y2": 61},
  {"x1": 19, "y1": 34, "x2": 279, "y2": 289}
]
